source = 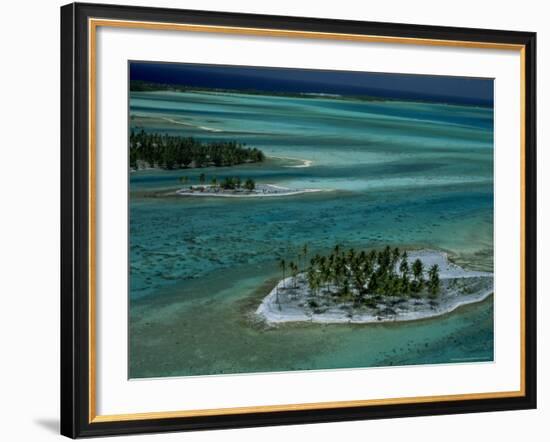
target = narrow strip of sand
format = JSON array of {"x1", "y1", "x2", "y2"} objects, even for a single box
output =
[
  {"x1": 160, "y1": 116, "x2": 223, "y2": 132},
  {"x1": 267, "y1": 155, "x2": 313, "y2": 168},
  {"x1": 176, "y1": 184, "x2": 328, "y2": 198}
]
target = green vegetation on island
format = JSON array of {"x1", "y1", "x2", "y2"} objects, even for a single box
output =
[
  {"x1": 179, "y1": 173, "x2": 256, "y2": 191},
  {"x1": 220, "y1": 176, "x2": 256, "y2": 190},
  {"x1": 278, "y1": 245, "x2": 441, "y2": 308},
  {"x1": 130, "y1": 130, "x2": 265, "y2": 170}
]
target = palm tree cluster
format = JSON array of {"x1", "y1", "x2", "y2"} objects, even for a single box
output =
[
  {"x1": 219, "y1": 176, "x2": 256, "y2": 191},
  {"x1": 180, "y1": 174, "x2": 256, "y2": 191},
  {"x1": 129, "y1": 130, "x2": 265, "y2": 170},
  {"x1": 281, "y1": 245, "x2": 441, "y2": 303}
]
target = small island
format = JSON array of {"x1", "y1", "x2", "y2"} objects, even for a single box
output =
[
  {"x1": 176, "y1": 174, "x2": 324, "y2": 198},
  {"x1": 256, "y1": 245, "x2": 493, "y2": 324},
  {"x1": 130, "y1": 130, "x2": 265, "y2": 170}
]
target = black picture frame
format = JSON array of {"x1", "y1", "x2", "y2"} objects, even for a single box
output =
[{"x1": 61, "y1": 2, "x2": 537, "y2": 438}]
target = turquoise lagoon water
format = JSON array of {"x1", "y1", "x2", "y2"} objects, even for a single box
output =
[{"x1": 129, "y1": 90, "x2": 494, "y2": 378}]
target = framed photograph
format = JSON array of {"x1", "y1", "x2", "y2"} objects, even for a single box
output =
[{"x1": 60, "y1": 2, "x2": 536, "y2": 438}]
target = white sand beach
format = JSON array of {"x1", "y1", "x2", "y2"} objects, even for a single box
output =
[
  {"x1": 176, "y1": 183, "x2": 326, "y2": 198},
  {"x1": 256, "y1": 250, "x2": 493, "y2": 325},
  {"x1": 160, "y1": 116, "x2": 224, "y2": 132}
]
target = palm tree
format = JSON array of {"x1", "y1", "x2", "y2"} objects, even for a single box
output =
[
  {"x1": 368, "y1": 250, "x2": 377, "y2": 267},
  {"x1": 378, "y1": 246, "x2": 391, "y2": 272},
  {"x1": 363, "y1": 256, "x2": 374, "y2": 286},
  {"x1": 367, "y1": 271, "x2": 379, "y2": 294},
  {"x1": 307, "y1": 268, "x2": 318, "y2": 295},
  {"x1": 428, "y1": 264, "x2": 440, "y2": 297},
  {"x1": 279, "y1": 258, "x2": 286, "y2": 288},
  {"x1": 399, "y1": 255, "x2": 409, "y2": 277},
  {"x1": 341, "y1": 279, "x2": 351, "y2": 298},
  {"x1": 289, "y1": 261, "x2": 298, "y2": 288},
  {"x1": 244, "y1": 178, "x2": 255, "y2": 191},
  {"x1": 302, "y1": 243, "x2": 308, "y2": 272},
  {"x1": 353, "y1": 265, "x2": 367, "y2": 298},
  {"x1": 391, "y1": 247, "x2": 401, "y2": 274},
  {"x1": 334, "y1": 260, "x2": 345, "y2": 291},
  {"x1": 399, "y1": 254, "x2": 410, "y2": 294},
  {"x1": 319, "y1": 260, "x2": 327, "y2": 287},
  {"x1": 412, "y1": 258, "x2": 424, "y2": 292}
]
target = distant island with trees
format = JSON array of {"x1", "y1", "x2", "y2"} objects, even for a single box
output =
[
  {"x1": 128, "y1": 134, "x2": 326, "y2": 199},
  {"x1": 178, "y1": 173, "x2": 257, "y2": 192},
  {"x1": 130, "y1": 130, "x2": 265, "y2": 170},
  {"x1": 175, "y1": 172, "x2": 325, "y2": 198},
  {"x1": 256, "y1": 246, "x2": 494, "y2": 324},
  {"x1": 130, "y1": 80, "x2": 391, "y2": 102},
  {"x1": 130, "y1": 80, "x2": 492, "y2": 107}
]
